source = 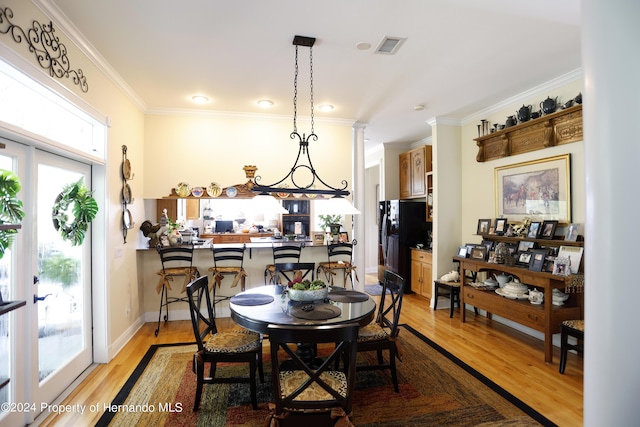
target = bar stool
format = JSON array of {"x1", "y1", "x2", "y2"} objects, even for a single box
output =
[
  {"x1": 317, "y1": 241, "x2": 358, "y2": 288},
  {"x1": 155, "y1": 244, "x2": 200, "y2": 336},
  {"x1": 208, "y1": 244, "x2": 247, "y2": 315},
  {"x1": 263, "y1": 243, "x2": 303, "y2": 285},
  {"x1": 559, "y1": 319, "x2": 584, "y2": 374},
  {"x1": 433, "y1": 280, "x2": 461, "y2": 318}
]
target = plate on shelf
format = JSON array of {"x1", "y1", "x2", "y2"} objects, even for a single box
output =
[
  {"x1": 495, "y1": 288, "x2": 529, "y2": 300},
  {"x1": 207, "y1": 182, "x2": 222, "y2": 197},
  {"x1": 191, "y1": 186, "x2": 204, "y2": 197},
  {"x1": 225, "y1": 186, "x2": 238, "y2": 198},
  {"x1": 176, "y1": 182, "x2": 191, "y2": 197}
]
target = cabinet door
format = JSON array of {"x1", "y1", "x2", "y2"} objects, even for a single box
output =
[
  {"x1": 410, "y1": 258, "x2": 423, "y2": 295},
  {"x1": 186, "y1": 199, "x2": 200, "y2": 220},
  {"x1": 419, "y1": 261, "x2": 432, "y2": 300},
  {"x1": 410, "y1": 147, "x2": 426, "y2": 196},
  {"x1": 157, "y1": 199, "x2": 177, "y2": 223},
  {"x1": 399, "y1": 151, "x2": 411, "y2": 199}
]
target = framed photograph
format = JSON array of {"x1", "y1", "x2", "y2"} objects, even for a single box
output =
[
  {"x1": 557, "y1": 245, "x2": 584, "y2": 274},
  {"x1": 495, "y1": 154, "x2": 571, "y2": 223},
  {"x1": 312, "y1": 232, "x2": 325, "y2": 245},
  {"x1": 540, "y1": 220, "x2": 559, "y2": 239},
  {"x1": 338, "y1": 232, "x2": 349, "y2": 243},
  {"x1": 527, "y1": 221, "x2": 542, "y2": 239},
  {"x1": 543, "y1": 256, "x2": 556, "y2": 273},
  {"x1": 517, "y1": 240, "x2": 535, "y2": 252},
  {"x1": 494, "y1": 218, "x2": 508, "y2": 235},
  {"x1": 481, "y1": 240, "x2": 494, "y2": 253},
  {"x1": 528, "y1": 248, "x2": 548, "y2": 272},
  {"x1": 477, "y1": 219, "x2": 491, "y2": 235},
  {"x1": 465, "y1": 243, "x2": 476, "y2": 256},
  {"x1": 516, "y1": 251, "x2": 532, "y2": 267},
  {"x1": 565, "y1": 223, "x2": 580, "y2": 242},
  {"x1": 457, "y1": 246, "x2": 468, "y2": 258},
  {"x1": 470, "y1": 246, "x2": 488, "y2": 260},
  {"x1": 552, "y1": 257, "x2": 571, "y2": 276}
]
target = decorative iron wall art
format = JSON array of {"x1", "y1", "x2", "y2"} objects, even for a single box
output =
[{"x1": 0, "y1": 6, "x2": 89, "y2": 92}]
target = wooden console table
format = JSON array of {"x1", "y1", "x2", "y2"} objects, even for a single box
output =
[{"x1": 455, "y1": 256, "x2": 581, "y2": 363}]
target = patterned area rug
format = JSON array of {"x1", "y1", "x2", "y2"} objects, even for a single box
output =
[{"x1": 96, "y1": 325, "x2": 554, "y2": 426}]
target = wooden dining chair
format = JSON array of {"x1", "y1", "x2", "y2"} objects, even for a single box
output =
[
  {"x1": 154, "y1": 244, "x2": 200, "y2": 336},
  {"x1": 264, "y1": 243, "x2": 304, "y2": 285},
  {"x1": 274, "y1": 262, "x2": 315, "y2": 286},
  {"x1": 265, "y1": 323, "x2": 359, "y2": 426},
  {"x1": 186, "y1": 275, "x2": 264, "y2": 411},
  {"x1": 317, "y1": 241, "x2": 358, "y2": 288},
  {"x1": 355, "y1": 269, "x2": 405, "y2": 392},
  {"x1": 208, "y1": 244, "x2": 246, "y2": 315}
]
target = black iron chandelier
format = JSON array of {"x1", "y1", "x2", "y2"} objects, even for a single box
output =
[{"x1": 252, "y1": 36, "x2": 358, "y2": 213}]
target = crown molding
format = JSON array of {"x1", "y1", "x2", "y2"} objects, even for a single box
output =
[
  {"x1": 462, "y1": 68, "x2": 583, "y2": 125},
  {"x1": 33, "y1": 0, "x2": 147, "y2": 112}
]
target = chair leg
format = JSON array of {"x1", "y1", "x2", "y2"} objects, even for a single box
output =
[
  {"x1": 433, "y1": 283, "x2": 439, "y2": 310},
  {"x1": 194, "y1": 361, "x2": 204, "y2": 411},
  {"x1": 449, "y1": 287, "x2": 455, "y2": 318},
  {"x1": 250, "y1": 359, "x2": 258, "y2": 410},
  {"x1": 389, "y1": 349, "x2": 399, "y2": 393},
  {"x1": 559, "y1": 327, "x2": 569, "y2": 374},
  {"x1": 155, "y1": 285, "x2": 167, "y2": 337}
]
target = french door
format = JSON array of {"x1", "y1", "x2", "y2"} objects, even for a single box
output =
[{"x1": 0, "y1": 139, "x2": 93, "y2": 424}]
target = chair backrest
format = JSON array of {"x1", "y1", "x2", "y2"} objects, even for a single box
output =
[
  {"x1": 211, "y1": 244, "x2": 246, "y2": 269},
  {"x1": 157, "y1": 244, "x2": 195, "y2": 272},
  {"x1": 186, "y1": 275, "x2": 217, "y2": 350},
  {"x1": 274, "y1": 262, "x2": 315, "y2": 284},
  {"x1": 327, "y1": 242, "x2": 354, "y2": 264},
  {"x1": 377, "y1": 270, "x2": 406, "y2": 339},
  {"x1": 272, "y1": 243, "x2": 304, "y2": 264},
  {"x1": 267, "y1": 323, "x2": 359, "y2": 414}
]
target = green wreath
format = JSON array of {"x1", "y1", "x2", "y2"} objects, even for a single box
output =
[
  {"x1": 0, "y1": 170, "x2": 25, "y2": 259},
  {"x1": 52, "y1": 178, "x2": 99, "y2": 246}
]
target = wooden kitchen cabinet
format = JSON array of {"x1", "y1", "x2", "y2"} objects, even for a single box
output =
[
  {"x1": 156, "y1": 199, "x2": 200, "y2": 222},
  {"x1": 400, "y1": 145, "x2": 432, "y2": 200},
  {"x1": 411, "y1": 248, "x2": 432, "y2": 300}
]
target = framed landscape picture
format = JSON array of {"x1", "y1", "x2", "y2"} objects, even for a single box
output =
[{"x1": 495, "y1": 154, "x2": 571, "y2": 224}]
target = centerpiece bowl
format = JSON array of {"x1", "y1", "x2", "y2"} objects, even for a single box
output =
[{"x1": 287, "y1": 278, "x2": 329, "y2": 302}]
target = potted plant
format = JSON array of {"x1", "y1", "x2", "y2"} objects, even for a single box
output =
[{"x1": 318, "y1": 214, "x2": 342, "y2": 235}]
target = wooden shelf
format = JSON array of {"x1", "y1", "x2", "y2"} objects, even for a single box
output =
[{"x1": 475, "y1": 104, "x2": 582, "y2": 162}]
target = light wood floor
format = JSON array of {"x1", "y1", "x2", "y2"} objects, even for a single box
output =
[{"x1": 37, "y1": 275, "x2": 583, "y2": 427}]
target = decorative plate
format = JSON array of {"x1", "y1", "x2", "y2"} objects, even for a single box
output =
[
  {"x1": 122, "y1": 158, "x2": 132, "y2": 180},
  {"x1": 176, "y1": 182, "x2": 190, "y2": 197},
  {"x1": 207, "y1": 182, "x2": 222, "y2": 197},
  {"x1": 122, "y1": 209, "x2": 133, "y2": 229},
  {"x1": 495, "y1": 288, "x2": 529, "y2": 300},
  {"x1": 225, "y1": 186, "x2": 238, "y2": 198},
  {"x1": 122, "y1": 183, "x2": 132, "y2": 204},
  {"x1": 191, "y1": 186, "x2": 204, "y2": 197}
]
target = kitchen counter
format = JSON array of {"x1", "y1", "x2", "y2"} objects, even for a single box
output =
[{"x1": 137, "y1": 238, "x2": 336, "y2": 321}]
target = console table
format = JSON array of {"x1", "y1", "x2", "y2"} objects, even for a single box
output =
[{"x1": 455, "y1": 256, "x2": 581, "y2": 363}]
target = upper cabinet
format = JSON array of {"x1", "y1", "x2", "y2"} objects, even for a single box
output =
[{"x1": 400, "y1": 146, "x2": 432, "y2": 200}]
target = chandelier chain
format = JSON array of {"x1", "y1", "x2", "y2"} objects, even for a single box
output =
[
  {"x1": 309, "y1": 46, "x2": 314, "y2": 134},
  {"x1": 293, "y1": 45, "x2": 298, "y2": 134}
]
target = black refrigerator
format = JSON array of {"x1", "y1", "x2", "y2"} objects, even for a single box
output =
[{"x1": 378, "y1": 200, "x2": 431, "y2": 293}]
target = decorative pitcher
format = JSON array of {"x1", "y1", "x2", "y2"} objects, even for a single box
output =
[
  {"x1": 505, "y1": 115, "x2": 517, "y2": 127},
  {"x1": 540, "y1": 96, "x2": 558, "y2": 115},
  {"x1": 494, "y1": 272, "x2": 514, "y2": 288},
  {"x1": 516, "y1": 104, "x2": 533, "y2": 123}
]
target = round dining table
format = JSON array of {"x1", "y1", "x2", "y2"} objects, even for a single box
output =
[{"x1": 229, "y1": 285, "x2": 377, "y2": 334}]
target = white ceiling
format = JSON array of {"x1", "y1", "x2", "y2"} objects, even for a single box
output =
[{"x1": 41, "y1": 0, "x2": 582, "y2": 150}]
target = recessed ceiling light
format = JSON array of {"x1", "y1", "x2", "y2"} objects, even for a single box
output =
[
  {"x1": 257, "y1": 99, "x2": 274, "y2": 108},
  {"x1": 191, "y1": 95, "x2": 209, "y2": 104},
  {"x1": 374, "y1": 36, "x2": 407, "y2": 55},
  {"x1": 318, "y1": 104, "x2": 334, "y2": 112},
  {"x1": 414, "y1": 104, "x2": 425, "y2": 111},
  {"x1": 356, "y1": 42, "x2": 371, "y2": 50}
]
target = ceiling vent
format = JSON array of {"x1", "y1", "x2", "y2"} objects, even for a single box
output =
[{"x1": 374, "y1": 36, "x2": 406, "y2": 55}]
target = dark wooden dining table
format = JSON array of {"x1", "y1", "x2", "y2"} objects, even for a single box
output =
[{"x1": 229, "y1": 285, "x2": 377, "y2": 333}]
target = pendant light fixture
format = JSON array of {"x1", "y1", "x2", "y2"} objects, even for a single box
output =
[{"x1": 252, "y1": 35, "x2": 359, "y2": 214}]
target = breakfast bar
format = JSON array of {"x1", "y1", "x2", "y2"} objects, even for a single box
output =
[{"x1": 137, "y1": 238, "x2": 335, "y2": 321}]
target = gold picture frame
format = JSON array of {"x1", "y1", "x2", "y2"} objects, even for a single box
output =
[
  {"x1": 495, "y1": 154, "x2": 571, "y2": 224},
  {"x1": 312, "y1": 232, "x2": 325, "y2": 245}
]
